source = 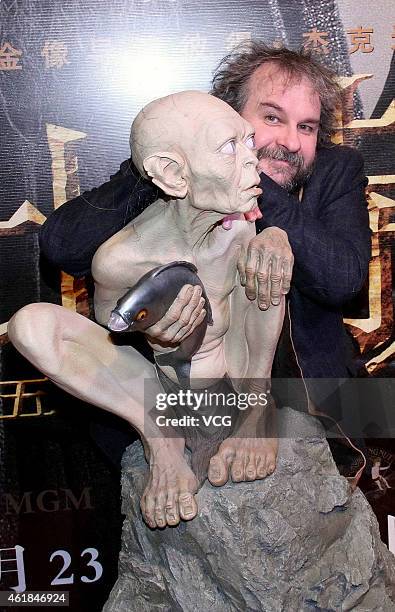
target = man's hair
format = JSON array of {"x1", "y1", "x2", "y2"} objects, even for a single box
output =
[{"x1": 210, "y1": 40, "x2": 343, "y2": 146}]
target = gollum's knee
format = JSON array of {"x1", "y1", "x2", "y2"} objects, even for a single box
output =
[{"x1": 8, "y1": 303, "x2": 61, "y2": 376}]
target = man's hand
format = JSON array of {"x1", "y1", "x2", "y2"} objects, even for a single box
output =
[
  {"x1": 145, "y1": 284, "x2": 206, "y2": 344},
  {"x1": 237, "y1": 227, "x2": 294, "y2": 309}
]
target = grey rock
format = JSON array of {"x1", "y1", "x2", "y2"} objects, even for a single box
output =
[{"x1": 103, "y1": 408, "x2": 395, "y2": 612}]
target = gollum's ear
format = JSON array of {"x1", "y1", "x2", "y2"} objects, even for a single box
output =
[{"x1": 143, "y1": 151, "x2": 188, "y2": 198}]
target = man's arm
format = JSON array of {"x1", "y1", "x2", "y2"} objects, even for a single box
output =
[
  {"x1": 39, "y1": 159, "x2": 159, "y2": 277},
  {"x1": 256, "y1": 146, "x2": 371, "y2": 306}
]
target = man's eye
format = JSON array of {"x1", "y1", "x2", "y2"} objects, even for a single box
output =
[
  {"x1": 245, "y1": 135, "x2": 256, "y2": 149},
  {"x1": 220, "y1": 140, "x2": 236, "y2": 154},
  {"x1": 299, "y1": 124, "x2": 314, "y2": 133},
  {"x1": 265, "y1": 115, "x2": 279, "y2": 123}
]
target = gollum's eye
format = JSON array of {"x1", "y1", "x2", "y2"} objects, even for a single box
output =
[
  {"x1": 245, "y1": 135, "x2": 256, "y2": 149},
  {"x1": 135, "y1": 309, "x2": 148, "y2": 321},
  {"x1": 220, "y1": 140, "x2": 236, "y2": 154}
]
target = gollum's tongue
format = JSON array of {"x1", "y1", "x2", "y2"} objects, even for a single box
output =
[{"x1": 221, "y1": 206, "x2": 262, "y2": 230}]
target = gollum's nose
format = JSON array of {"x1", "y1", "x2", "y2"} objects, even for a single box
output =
[{"x1": 107, "y1": 312, "x2": 130, "y2": 332}]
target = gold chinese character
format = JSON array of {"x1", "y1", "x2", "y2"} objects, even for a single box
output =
[
  {"x1": 302, "y1": 28, "x2": 329, "y2": 55},
  {"x1": 0, "y1": 42, "x2": 22, "y2": 70},
  {"x1": 347, "y1": 26, "x2": 374, "y2": 54},
  {"x1": 41, "y1": 40, "x2": 69, "y2": 69},
  {"x1": 0, "y1": 378, "x2": 55, "y2": 418}
]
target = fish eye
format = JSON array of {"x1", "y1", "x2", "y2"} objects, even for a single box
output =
[
  {"x1": 135, "y1": 309, "x2": 148, "y2": 321},
  {"x1": 220, "y1": 140, "x2": 236, "y2": 154},
  {"x1": 245, "y1": 135, "x2": 256, "y2": 149}
]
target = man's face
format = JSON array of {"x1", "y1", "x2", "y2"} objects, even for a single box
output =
[
  {"x1": 241, "y1": 63, "x2": 321, "y2": 191},
  {"x1": 186, "y1": 103, "x2": 261, "y2": 215}
]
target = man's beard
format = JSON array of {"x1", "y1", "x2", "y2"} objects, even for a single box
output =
[{"x1": 257, "y1": 145, "x2": 315, "y2": 193}]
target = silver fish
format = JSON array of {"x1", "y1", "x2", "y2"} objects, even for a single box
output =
[{"x1": 107, "y1": 261, "x2": 213, "y2": 384}]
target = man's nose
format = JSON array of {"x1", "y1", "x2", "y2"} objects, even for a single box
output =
[{"x1": 277, "y1": 124, "x2": 301, "y2": 152}]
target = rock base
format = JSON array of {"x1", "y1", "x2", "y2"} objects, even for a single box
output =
[{"x1": 104, "y1": 408, "x2": 395, "y2": 612}]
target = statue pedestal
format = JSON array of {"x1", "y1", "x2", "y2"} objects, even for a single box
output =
[{"x1": 104, "y1": 408, "x2": 395, "y2": 611}]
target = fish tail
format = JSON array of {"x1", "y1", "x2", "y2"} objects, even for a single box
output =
[{"x1": 155, "y1": 352, "x2": 191, "y2": 386}]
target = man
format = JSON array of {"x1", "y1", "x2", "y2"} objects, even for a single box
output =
[
  {"x1": 9, "y1": 91, "x2": 284, "y2": 528},
  {"x1": 40, "y1": 43, "x2": 371, "y2": 426}
]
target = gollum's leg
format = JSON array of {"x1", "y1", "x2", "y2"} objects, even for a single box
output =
[
  {"x1": 8, "y1": 303, "x2": 197, "y2": 528},
  {"x1": 208, "y1": 290, "x2": 283, "y2": 486},
  {"x1": 207, "y1": 392, "x2": 278, "y2": 486}
]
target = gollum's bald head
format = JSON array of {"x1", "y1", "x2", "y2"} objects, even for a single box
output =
[{"x1": 130, "y1": 90, "x2": 261, "y2": 215}]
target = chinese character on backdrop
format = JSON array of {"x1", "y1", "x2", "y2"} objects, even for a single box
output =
[
  {"x1": 0, "y1": 546, "x2": 26, "y2": 592},
  {"x1": 0, "y1": 43, "x2": 22, "y2": 70},
  {"x1": 347, "y1": 26, "x2": 374, "y2": 54},
  {"x1": 41, "y1": 41, "x2": 69, "y2": 68},
  {"x1": 302, "y1": 28, "x2": 330, "y2": 55}
]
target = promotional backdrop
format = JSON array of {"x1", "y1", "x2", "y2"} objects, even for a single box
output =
[{"x1": 0, "y1": 1, "x2": 394, "y2": 610}]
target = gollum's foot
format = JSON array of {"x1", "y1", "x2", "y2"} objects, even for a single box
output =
[
  {"x1": 140, "y1": 440, "x2": 198, "y2": 529},
  {"x1": 207, "y1": 436, "x2": 278, "y2": 486},
  {"x1": 208, "y1": 394, "x2": 278, "y2": 486}
]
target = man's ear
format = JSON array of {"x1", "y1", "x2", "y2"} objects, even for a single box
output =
[{"x1": 143, "y1": 151, "x2": 188, "y2": 198}]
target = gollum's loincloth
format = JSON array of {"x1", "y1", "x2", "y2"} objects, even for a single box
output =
[{"x1": 155, "y1": 367, "x2": 240, "y2": 486}]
